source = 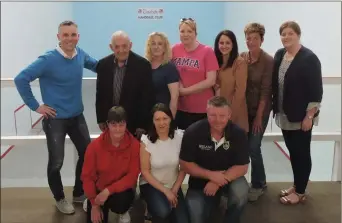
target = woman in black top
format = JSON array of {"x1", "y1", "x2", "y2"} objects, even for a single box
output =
[
  {"x1": 272, "y1": 21, "x2": 323, "y2": 205},
  {"x1": 145, "y1": 32, "x2": 180, "y2": 118}
]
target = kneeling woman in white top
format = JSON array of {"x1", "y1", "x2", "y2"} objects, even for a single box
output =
[{"x1": 139, "y1": 103, "x2": 190, "y2": 223}]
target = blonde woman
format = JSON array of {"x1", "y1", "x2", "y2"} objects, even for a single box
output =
[
  {"x1": 172, "y1": 18, "x2": 219, "y2": 130},
  {"x1": 145, "y1": 32, "x2": 180, "y2": 118}
]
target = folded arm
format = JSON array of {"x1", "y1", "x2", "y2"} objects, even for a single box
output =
[
  {"x1": 179, "y1": 160, "x2": 212, "y2": 180},
  {"x1": 180, "y1": 71, "x2": 216, "y2": 96},
  {"x1": 223, "y1": 165, "x2": 248, "y2": 182}
]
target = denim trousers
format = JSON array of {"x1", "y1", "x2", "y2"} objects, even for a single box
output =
[
  {"x1": 185, "y1": 176, "x2": 249, "y2": 223},
  {"x1": 139, "y1": 183, "x2": 190, "y2": 223},
  {"x1": 42, "y1": 113, "x2": 91, "y2": 201},
  {"x1": 248, "y1": 114, "x2": 270, "y2": 189}
]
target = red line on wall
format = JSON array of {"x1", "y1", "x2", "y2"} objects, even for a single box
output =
[
  {"x1": 14, "y1": 104, "x2": 25, "y2": 113},
  {"x1": 31, "y1": 116, "x2": 44, "y2": 129},
  {"x1": 273, "y1": 141, "x2": 290, "y2": 160},
  {"x1": 1, "y1": 145, "x2": 15, "y2": 159}
]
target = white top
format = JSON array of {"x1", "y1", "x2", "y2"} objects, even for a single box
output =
[{"x1": 139, "y1": 129, "x2": 184, "y2": 188}]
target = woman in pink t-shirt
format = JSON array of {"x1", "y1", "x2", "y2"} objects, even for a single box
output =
[{"x1": 172, "y1": 18, "x2": 219, "y2": 130}]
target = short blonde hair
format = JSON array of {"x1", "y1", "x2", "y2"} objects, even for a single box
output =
[
  {"x1": 244, "y1": 23, "x2": 265, "y2": 39},
  {"x1": 145, "y1": 32, "x2": 172, "y2": 64},
  {"x1": 179, "y1": 18, "x2": 197, "y2": 35}
]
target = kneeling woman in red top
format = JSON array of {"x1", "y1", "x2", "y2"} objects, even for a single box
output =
[{"x1": 81, "y1": 106, "x2": 141, "y2": 223}]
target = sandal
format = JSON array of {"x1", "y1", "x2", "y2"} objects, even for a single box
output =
[
  {"x1": 279, "y1": 186, "x2": 296, "y2": 197},
  {"x1": 280, "y1": 193, "x2": 306, "y2": 205}
]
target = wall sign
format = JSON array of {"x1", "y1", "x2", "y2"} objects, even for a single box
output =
[{"x1": 137, "y1": 8, "x2": 164, "y2": 20}]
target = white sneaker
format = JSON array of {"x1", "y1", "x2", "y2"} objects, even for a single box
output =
[
  {"x1": 83, "y1": 199, "x2": 87, "y2": 212},
  {"x1": 56, "y1": 199, "x2": 75, "y2": 214},
  {"x1": 118, "y1": 211, "x2": 131, "y2": 223}
]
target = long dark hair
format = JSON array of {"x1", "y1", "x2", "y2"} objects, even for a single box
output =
[
  {"x1": 147, "y1": 103, "x2": 176, "y2": 143},
  {"x1": 214, "y1": 30, "x2": 239, "y2": 70}
]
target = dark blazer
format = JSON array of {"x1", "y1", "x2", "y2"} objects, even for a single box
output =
[
  {"x1": 96, "y1": 51, "x2": 155, "y2": 133},
  {"x1": 272, "y1": 46, "x2": 323, "y2": 122}
]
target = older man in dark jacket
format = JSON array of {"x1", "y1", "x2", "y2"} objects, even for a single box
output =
[{"x1": 96, "y1": 30, "x2": 155, "y2": 139}]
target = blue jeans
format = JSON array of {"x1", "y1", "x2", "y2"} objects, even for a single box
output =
[
  {"x1": 140, "y1": 183, "x2": 190, "y2": 223},
  {"x1": 248, "y1": 114, "x2": 269, "y2": 189},
  {"x1": 42, "y1": 113, "x2": 91, "y2": 201},
  {"x1": 186, "y1": 176, "x2": 249, "y2": 223}
]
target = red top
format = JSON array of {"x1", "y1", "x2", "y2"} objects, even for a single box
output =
[{"x1": 81, "y1": 130, "x2": 140, "y2": 205}]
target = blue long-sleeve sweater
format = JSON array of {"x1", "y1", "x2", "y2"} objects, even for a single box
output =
[{"x1": 14, "y1": 47, "x2": 98, "y2": 119}]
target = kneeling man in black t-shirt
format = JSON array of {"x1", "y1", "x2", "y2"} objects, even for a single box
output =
[{"x1": 179, "y1": 96, "x2": 250, "y2": 223}]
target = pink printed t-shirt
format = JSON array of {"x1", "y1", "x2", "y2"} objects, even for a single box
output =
[{"x1": 172, "y1": 42, "x2": 219, "y2": 113}]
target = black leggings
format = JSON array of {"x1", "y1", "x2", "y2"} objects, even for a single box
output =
[
  {"x1": 175, "y1": 110, "x2": 207, "y2": 130},
  {"x1": 282, "y1": 129, "x2": 312, "y2": 194},
  {"x1": 86, "y1": 189, "x2": 135, "y2": 223}
]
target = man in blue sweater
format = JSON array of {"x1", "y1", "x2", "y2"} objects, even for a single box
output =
[{"x1": 14, "y1": 20, "x2": 98, "y2": 215}]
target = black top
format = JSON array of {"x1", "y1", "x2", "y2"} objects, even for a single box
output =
[
  {"x1": 179, "y1": 119, "x2": 250, "y2": 190},
  {"x1": 96, "y1": 51, "x2": 155, "y2": 134},
  {"x1": 272, "y1": 46, "x2": 323, "y2": 122},
  {"x1": 152, "y1": 62, "x2": 179, "y2": 106}
]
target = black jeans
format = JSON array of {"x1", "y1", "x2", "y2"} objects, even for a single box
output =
[
  {"x1": 186, "y1": 176, "x2": 249, "y2": 223},
  {"x1": 282, "y1": 128, "x2": 312, "y2": 194},
  {"x1": 247, "y1": 115, "x2": 270, "y2": 189},
  {"x1": 86, "y1": 189, "x2": 135, "y2": 223},
  {"x1": 175, "y1": 110, "x2": 207, "y2": 130},
  {"x1": 140, "y1": 184, "x2": 190, "y2": 223},
  {"x1": 42, "y1": 113, "x2": 91, "y2": 201}
]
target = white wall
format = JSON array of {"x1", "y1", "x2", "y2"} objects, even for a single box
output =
[
  {"x1": 224, "y1": 2, "x2": 341, "y2": 77},
  {"x1": 1, "y1": 2, "x2": 73, "y2": 79},
  {"x1": 224, "y1": 1, "x2": 341, "y2": 132},
  {"x1": 224, "y1": 2, "x2": 341, "y2": 182}
]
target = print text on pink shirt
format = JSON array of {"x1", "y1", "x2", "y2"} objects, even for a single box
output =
[{"x1": 172, "y1": 57, "x2": 200, "y2": 69}]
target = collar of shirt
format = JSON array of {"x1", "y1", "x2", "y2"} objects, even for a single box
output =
[
  {"x1": 247, "y1": 49, "x2": 264, "y2": 65},
  {"x1": 212, "y1": 133, "x2": 226, "y2": 150},
  {"x1": 56, "y1": 44, "x2": 77, "y2": 59},
  {"x1": 113, "y1": 55, "x2": 128, "y2": 67}
]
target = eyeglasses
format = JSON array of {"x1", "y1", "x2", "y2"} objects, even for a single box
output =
[{"x1": 180, "y1": 18, "x2": 195, "y2": 22}]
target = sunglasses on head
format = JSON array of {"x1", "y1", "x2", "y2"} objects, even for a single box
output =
[{"x1": 180, "y1": 18, "x2": 195, "y2": 22}]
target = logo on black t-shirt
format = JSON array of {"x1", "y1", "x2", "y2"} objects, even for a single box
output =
[
  {"x1": 223, "y1": 141, "x2": 230, "y2": 150},
  {"x1": 198, "y1": 144, "x2": 213, "y2": 150}
]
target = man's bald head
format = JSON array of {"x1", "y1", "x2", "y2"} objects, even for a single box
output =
[
  {"x1": 109, "y1": 31, "x2": 132, "y2": 62},
  {"x1": 110, "y1": 31, "x2": 130, "y2": 45}
]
